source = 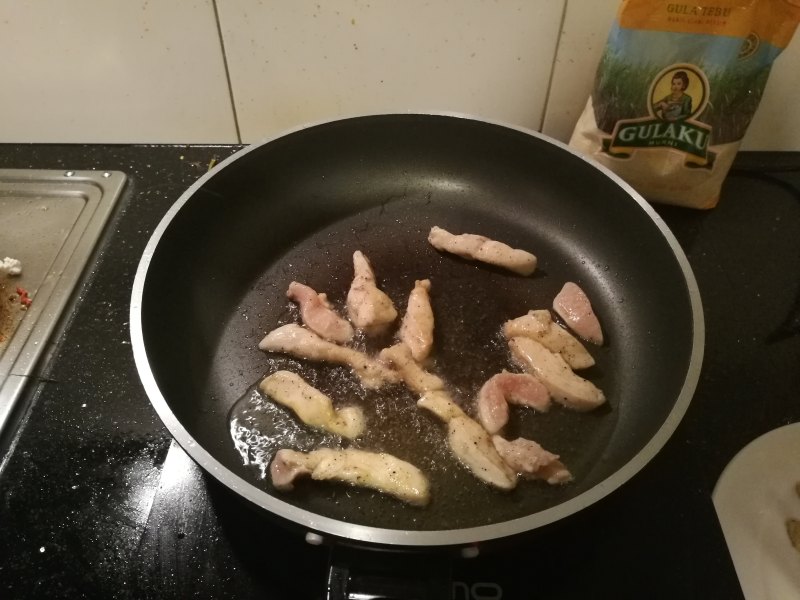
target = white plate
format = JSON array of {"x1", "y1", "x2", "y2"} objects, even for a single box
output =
[{"x1": 713, "y1": 422, "x2": 800, "y2": 600}]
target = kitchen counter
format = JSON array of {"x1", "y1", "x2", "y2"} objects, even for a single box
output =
[{"x1": 0, "y1": 143, "x2": 798, "y2": 599}]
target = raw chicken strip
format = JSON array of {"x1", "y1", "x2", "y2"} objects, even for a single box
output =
[
  {"x1": 398, "y1": 279, "x2": 434, "y2": 361},
  {"x1": 259, "y1": 371, "x2": 365, "y2": 439},
  {"x1": 259, "y1": 324, "x2": 400, "y2": 389},
  {"x1": 428, "y1": 226, "x2": 537, "y2": 276},
  {"x1": 286, "y1": 281, "x2": 354, "y2": 344},
  {"x1": 417, "y1": 391, "x2": 517, "y2": 491},
  {"x1": 508, "y1": 336, "x2": 606, "y2": 411},
  {"x1": 491, "y1": 436, "x2": 572, "y2": 485},
  {"x1": 270, "y1": 448, "x2": 430, "y2": 506},
  {"x1": 476, "y1": 371, "x2": 551, "y2": 435},
  {"x1": 346, "y1": 251, "x2": 398, "y2": 336},
  {"x1": 553, "y1": 282, "x2": 604, "y2": 345},
  {"x1": 379, "y1": 343, "x2": 445, "y2": 394},
  {"x1": 503, "y1": 309, "x2": 595, "y2": 369}
]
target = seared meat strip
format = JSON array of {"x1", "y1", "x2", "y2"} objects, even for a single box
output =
[
  {"x1": 259, "y1": 370, "x2": 365, "y2": 439},
  {"x1": 428, "y1": 226, "x2": 537, "y2": 276},
  {"x1": 0, "y1": 257, "x2": 22, "y2": 276},
  {"x1": 379, "y1": 343, "x2": 445, "y2": 394},
  {"x1": 416, "y1": 390, "x2": 467, "y2": 422},
  {"x1": 398, "y1": 279, "x2": 435, "y2": 362},
  {"x1": 446, "y1": 415, "x2": 518, "y2": 491},
  {"x1": 508, "y1": 336, "x2": 605, "y2": 411},
  {"x1": 346, "y1": 251, "x2": 398, "y2": 336},
  {"x1": 417, "y1": 390, "x2": 517, "y2": 491},
  {"x1": 503, "y1": 309, "x2": 595, "y2": 369},
  {"x1": 491, "y1": 436, "x2": 572, "y2": 485},
  {"x1": 553, "y1": 282, "x2": 604, "y2": 345},
  {"x1": 270, "y1": 448, "x2": 430, "y2": 506},
  {"x1": 286, "y1": 281, "x2": 354, "y2": 344},
  {"x1": 259, "y1": 324, "x2": 400, "y2": 389},
  {"x1": 476, "y1": 371, "x2": 551, "y2": 435}
]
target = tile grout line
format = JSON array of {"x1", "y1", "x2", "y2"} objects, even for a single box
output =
[
  {"x1": 538, "y1": 0, "x2": 570, "y2": 133},
  {"x1": 212, "y1": 0, "x2": 243, "y2": 143}
]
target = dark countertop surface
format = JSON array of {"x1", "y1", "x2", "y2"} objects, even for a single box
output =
[{"x1": 0, "y1": 144, "x2": 798, "y2": 599}]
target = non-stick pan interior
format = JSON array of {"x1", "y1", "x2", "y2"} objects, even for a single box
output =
[{"x1": 136, "y1": 114, "x2": 700, "y2": 539}]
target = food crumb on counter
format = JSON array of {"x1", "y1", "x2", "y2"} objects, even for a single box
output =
[
  {"x1": 16, "y1": 287, "x2": 31, "y2": 308},
  {"x1": 1, "y1": 257, "x2": 22, "y2": 276}
]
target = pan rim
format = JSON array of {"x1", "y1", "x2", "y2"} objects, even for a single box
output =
[{"x1": 130, "y1": 111, "x2": 704, "y2": 548}]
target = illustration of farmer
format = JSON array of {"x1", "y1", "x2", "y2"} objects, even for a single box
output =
[{"x1": 653, "y1": 70, "x2": 693, "y2": 121}]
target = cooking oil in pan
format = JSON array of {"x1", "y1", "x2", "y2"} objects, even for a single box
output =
[
  {"x1": 222, "y1": 211, "x2": 620, "y2": 530},
  {"x1": 228, "y1": 364, "x2": 454, "y2": 482},
  {"x1": 226, "y1": 350, "x2": 615, "y2": 531},
  {"x1": 230, "y1": 384, "x2": 345, "y2": 480}
]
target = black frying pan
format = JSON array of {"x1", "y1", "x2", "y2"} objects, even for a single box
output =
[{"x1": 130, "y1": 113, "x2": 703, "y2": 550}]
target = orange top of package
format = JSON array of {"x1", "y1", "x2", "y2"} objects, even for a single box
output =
[{"x1": 618, "y1": 0, "x2": 800, "y2": 47}]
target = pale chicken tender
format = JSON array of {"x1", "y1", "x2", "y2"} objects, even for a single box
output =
[
  {"x1": 503, "y1": 309, "x2": 595, "y2": 370},
  {"x1": 270, "y1": 448, "x2": 430, "y2": 506},
  {"x1": 259, "y1": 324, "x2": 400, "y2": 389},
  {"x1": 553, "y1": 282, "x2": 604, "y2": 345},
  {"x1": 259, "y1": 370, "x2": 365, "y2": 439},
  {"x1": 417, "y1": 390, "x2": 467, "y2": 422},
  {"x1": 379, "y1": 343, "x2": 445, "y2": 395},
  {"x1": 381, "y1": 345, "x2": 518, "y2": 487},
  {"x1": 491, "y1": 436, "x2": 572, "y2": 485},
  {"x1": 346, "y1": 251, "x2": 398, "y2": 336},
  {"x1": 286, "y1": 281, "x2": 354, "y2": 344},
  {"x1": 381, "y1": 343, "x2": 519, "y2": 487},
  {"x1": 476, "y1": 371, "x2": 551, "y2": 435},
  {"x1": 446, "y1": 416, "x2": 518, "y2": 491},
  {"x1": 428, "y1": 226, "x2": 537, "y2": 276},
  {"x1": 398, "y1": 279, "x2": 435, "y2": 362},
  {"x1": 417, "y1": 390, "x2": 517, "y2": 491},
  {"x1": 509, "y1": 336, "x2": 606, "y2": 412}
]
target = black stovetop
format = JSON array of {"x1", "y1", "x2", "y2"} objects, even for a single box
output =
[{"x1": 1, "y1": 144, "x2": 798, "y2": 599}]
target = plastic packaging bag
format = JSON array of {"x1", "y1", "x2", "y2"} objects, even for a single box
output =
[{"x1": 569, "y1": 0, "x2": 800, "y2": 209}]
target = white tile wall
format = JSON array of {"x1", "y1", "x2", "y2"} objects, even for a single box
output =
[
  {"x1": 541, "y1": 0, "x2": 619, "y2": 143},
  {"x1": 0, "y1": 0, "x2": 797, "y2": 149},
  {"x1": 738, "y1": 37, "x2": 800, "y2": 151},
  {"x1": 216, "y1": 0, "x2": 565, "y2": 143},
  {"x1": 0, "y1": 0, "x2": 237, "y2": 143}
]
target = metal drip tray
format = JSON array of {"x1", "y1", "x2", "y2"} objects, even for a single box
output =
[{"x1": 0, "y1": 169, "x2": 126, "y2": 439}]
